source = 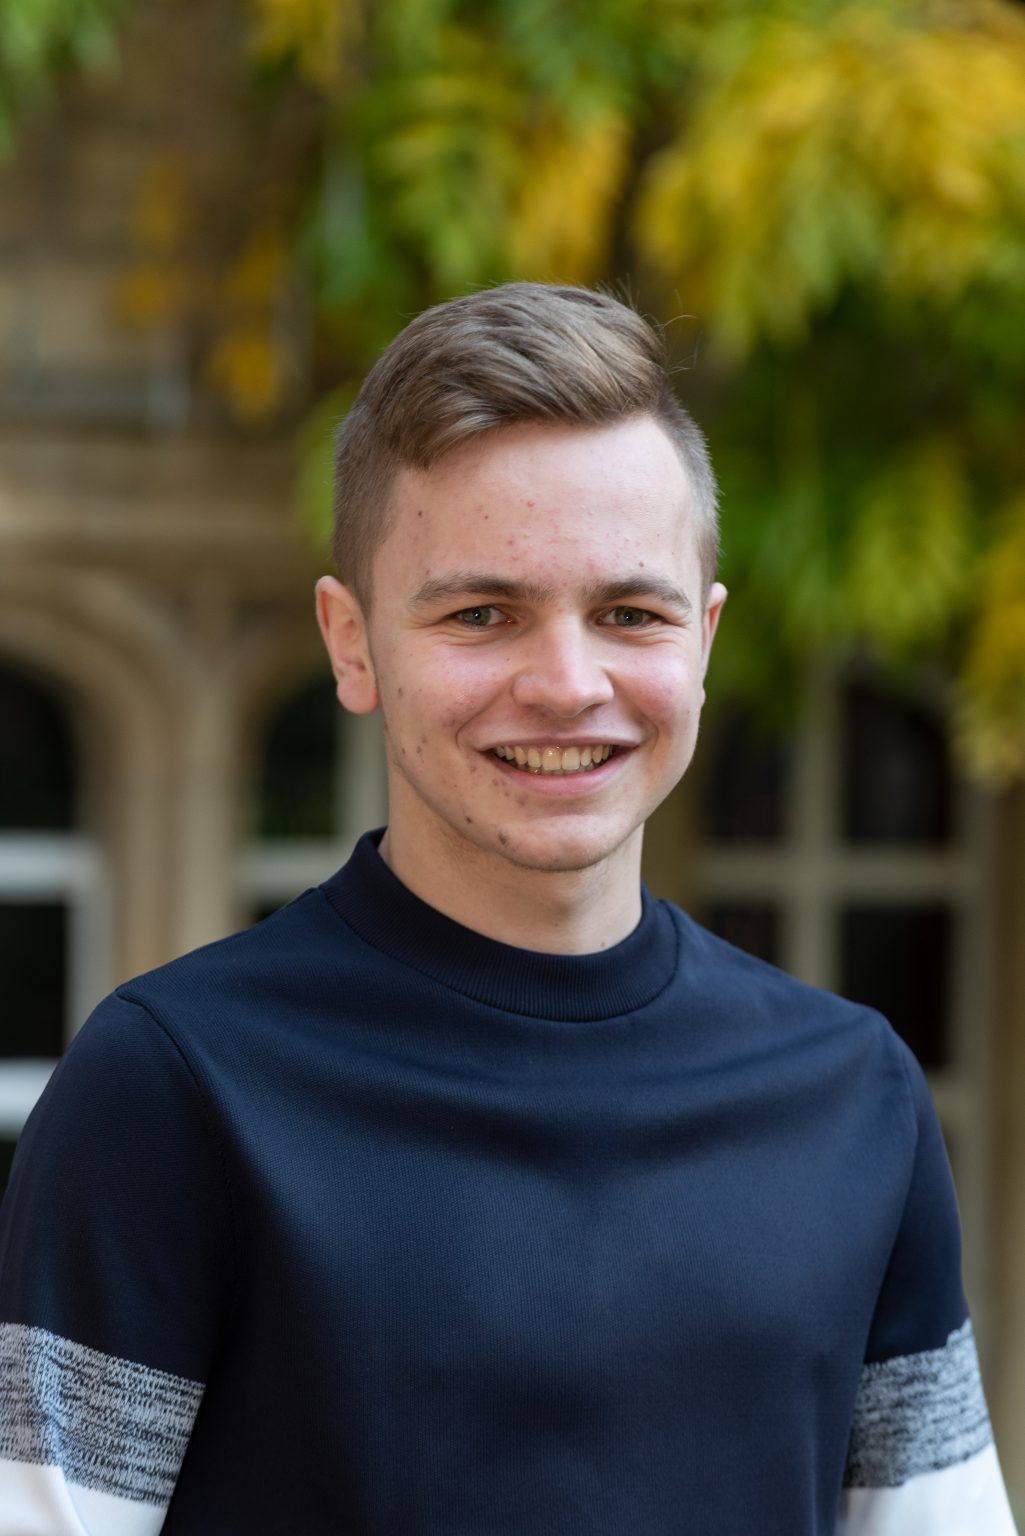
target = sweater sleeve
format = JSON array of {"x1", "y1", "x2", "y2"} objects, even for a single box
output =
[
  {"x1": 836, "y1": 1042, "x2": 1018, "y2": 1535},
  {"x1": 0, "y1": 990, "x2": 234, "y2": 1534}
]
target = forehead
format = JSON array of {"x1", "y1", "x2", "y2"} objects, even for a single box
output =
[{"x1": 382, "y1": 416, "x2": 697, "y2": 583}]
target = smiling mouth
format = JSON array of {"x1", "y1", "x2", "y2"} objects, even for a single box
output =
[{"x1": 491, "y1": 745, "x2": 617, "y2": 775}]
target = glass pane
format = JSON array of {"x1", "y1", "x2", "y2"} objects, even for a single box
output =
[
  {"x1": 704, "y1": 707, "x2": 789, "y2": 844},
  {"x1": 255, "y1": 678, "x2": 339, "y2": 839},
  {"x1": 841, "y1": 680, "x2": 952, "y2": 845},
  {"x1": 0, "y1": 903, "x2": 66, "y2": 1057},
  {"x1": 703, "y1": 901, "x2": 782, "y2": 967},
  {"x1": 251, "y1": 901, "x2": 284, "y2": 925},
  {"x1": 0, "y1": 1138, "x2": 18, "y2": 1200},
  {"x1": 839, "y1": 903, "x2": 951, "y2": 1069},
  {"x1": 0, "y1": 665, "x2": 75, "y2": 830}
]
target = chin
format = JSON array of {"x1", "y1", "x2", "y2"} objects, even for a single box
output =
[{"x1": 483, "y1": 823, "x2": 633, "y2": 877}]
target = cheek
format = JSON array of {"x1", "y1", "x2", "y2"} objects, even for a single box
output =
[
  {"x1": 431, "y1": 655, "x2": 510, "y2": 727},
  {"x1": 384, "y1": 652, "x2": 508, "y2": 734},
  {"x1": 630, "y1": 654, "x2": 702, "y2": 724}
]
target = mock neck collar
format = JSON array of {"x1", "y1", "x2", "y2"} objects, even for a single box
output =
[{"x1": 320, "y1": 829, "x2": 679, "y2": 1022}]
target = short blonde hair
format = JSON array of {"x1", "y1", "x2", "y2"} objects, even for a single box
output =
[{"x1": 332, "y1": 283, "x2": 719, "y2": 606}]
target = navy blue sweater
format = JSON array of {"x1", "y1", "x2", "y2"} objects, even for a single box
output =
[{"x1": 0, "y1": 831, "x2": 1015, "y2": 1534}]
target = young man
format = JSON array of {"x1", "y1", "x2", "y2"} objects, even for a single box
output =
[{"x1": 0, "y1": 283, "x2": 1017, "y2": 1534}]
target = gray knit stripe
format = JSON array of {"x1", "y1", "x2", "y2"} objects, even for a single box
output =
[
  {"x1": 0, "y1": 1322, "x2": 203, "y2": 1506},
  {"x1": 844, "y1": 1317, "x2": 993, "y2": 1488}
]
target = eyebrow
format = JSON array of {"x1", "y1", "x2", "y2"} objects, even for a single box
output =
[
  {"x1": 584, "y1": 576, "x2": 692, "y2": 616},
  {"x1": 409, "y1": 571, "x2": 692, "y2": 617},
  {"x1": 410, "y1": 574, "x2": 558, "y2": 609}
]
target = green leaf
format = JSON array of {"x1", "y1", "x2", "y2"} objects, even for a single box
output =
[{"x1": 845, "y1": 444, "x2": 975, "y2": 652}]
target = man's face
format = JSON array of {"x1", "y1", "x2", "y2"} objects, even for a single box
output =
[{"x1": 324, "y1": 415, "x2": 725, "y2": 886}]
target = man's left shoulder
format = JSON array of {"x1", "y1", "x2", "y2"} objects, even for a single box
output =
[{"x1": 664, "y1": 898, "x2": 909, "y2": 1072}]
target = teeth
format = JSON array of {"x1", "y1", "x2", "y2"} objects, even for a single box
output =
[{"x1": 493, "y1": 745, "x2": 616, "y2": 774}]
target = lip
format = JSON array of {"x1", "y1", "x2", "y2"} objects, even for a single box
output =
[
  {"x1": 481, "y1": 740, "x2": 636, "y2": 758},
  {"x1": 484, "y1": 738, "x2": 633, "y2": 749}
]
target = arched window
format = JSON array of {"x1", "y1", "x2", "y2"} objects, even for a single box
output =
[
  {"x1": 255, "y1": 677, "x2": 341, "y2": 839},
  {"x1": 240, "y1": 672, "x2": 387, "y2": 921},
  {"x1": 0, "y1": 663, "x2": 108, "y2": 1186}
]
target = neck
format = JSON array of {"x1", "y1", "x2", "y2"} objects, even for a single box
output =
[{"x1": 377, "y1": 823, "x2": 644, "y2": 955}]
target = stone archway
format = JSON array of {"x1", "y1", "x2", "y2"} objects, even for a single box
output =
[{"x1": 0, "y1": 569, "x2": 187, "y2": 985}]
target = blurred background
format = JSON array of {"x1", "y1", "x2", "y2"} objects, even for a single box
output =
[{"x1": 1, "y1": 0, "x2": 1024, "y2": 1510}]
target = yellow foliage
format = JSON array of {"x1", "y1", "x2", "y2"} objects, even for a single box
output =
[
  {"x1": 508, "y1": 110, "x2": 631, "y2": 284},
  {"x1": 246, "y1": 0, "x2": 359, "y2": 88},
  {"x1": 205, "y1": 328, "x2": 291, "y2": 421},
  {"x1": 117, "y1": 157, "x2": 199, "y2": 331},
  {"x1": 220, "y1": 231, "x2": 288, "y2": 310},
  {"x1": 130, "y1": 155, "x2": 191, "y2": 250},
  {"x1": 635, "y1": 3, "x2": 1025, "y2": 352},
  {"x1": 121, "y1": 177, "x2": 294, "y2": 420},
  {"x1": 204, "y1": 229, "x2": 296, "y2": 421},
  {"x1": 956, "y1": 501, "x2": 1025, "y2": 782},
  {"x1": 114, "y1": 264, "x2": 190, "y2": 327}
]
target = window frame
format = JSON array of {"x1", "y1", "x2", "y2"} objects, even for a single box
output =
[
  {"x1": 0, "y1": 835, "x2": 111, "y2": 1138},
  {"x1": 239, "y1": 685, "x2": 388, "y2": 917}
]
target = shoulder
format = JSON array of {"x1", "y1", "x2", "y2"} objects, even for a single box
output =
[
  {"x1": 660, "y1": 900, "x2": 921, "y2": 1130},
  {"x1": 116, "y1": 884, "x2": 337, "y2": 1016},
  {"x1": 666, "y1": 898, "x2": 899, "y2": 1037},
  {"x1": 107, "y1": 876, "x2": 391, "y2": 1050}
]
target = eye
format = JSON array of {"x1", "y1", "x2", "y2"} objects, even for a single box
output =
[
  {"x1": 453, "y1": 605, "x2": 504, "y2": 628},
  {"x1": 599, "y1": 606, "x2": 657, "y2": 629}
]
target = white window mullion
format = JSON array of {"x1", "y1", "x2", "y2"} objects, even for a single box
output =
[
  {"x1": 240, "y1": 696, "x2": 387, "y2": 917},
  {"x1": 788, "y1": 666, "x2": 840, "y2": 990},
  {"x1": 0, "y1": 833, "x2": 110, "y2": 1136}
]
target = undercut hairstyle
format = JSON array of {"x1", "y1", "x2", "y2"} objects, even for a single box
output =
[{"x1": 332, "y1": 282, "x2": 719, "y2": 608}]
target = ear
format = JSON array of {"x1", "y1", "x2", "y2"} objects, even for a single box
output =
[
  {"x1": 315, "y1": 576, "x2": 379, "y2": 715},
  {"x1": 699, "y1": 581, "x2": 728, "y2": 689}
]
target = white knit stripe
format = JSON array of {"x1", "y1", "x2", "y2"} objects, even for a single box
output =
[
  {"x1": 0, "y1": 1455, "x2": 166, "y2": 1535},
  {"x1": 836, "y1": 1442, "x2": 1018, "y2": 1535}
]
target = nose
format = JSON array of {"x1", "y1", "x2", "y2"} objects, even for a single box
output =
[{"x1": 510, "y1": 620, "x2": 615, "y2": 719}]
